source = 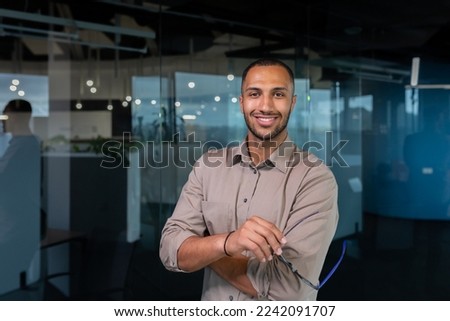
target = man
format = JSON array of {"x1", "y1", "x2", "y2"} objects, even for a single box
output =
[
  {"x1": 160, "y1": 58, "x2": 339, "y2": 300},
  {"x1": 0, "y1": 99, "x2": 41, "y2": 295}
]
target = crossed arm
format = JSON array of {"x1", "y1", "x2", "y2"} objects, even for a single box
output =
[{"x1": 177, "y1": 216, "x2": 286, "y2": 297}]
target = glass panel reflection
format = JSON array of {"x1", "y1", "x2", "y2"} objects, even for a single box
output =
[{"x1": 0, "y1": 99, "x2": 41, "y2": 296}]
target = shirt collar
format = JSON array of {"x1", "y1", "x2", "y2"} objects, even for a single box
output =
[{"x1": 230, "y1": 137, "x2": 298, "y2": 173}]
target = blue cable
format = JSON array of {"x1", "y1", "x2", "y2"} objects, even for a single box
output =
[{"x1": 279, "y1": 239, "x2": 348, "y2": 290}]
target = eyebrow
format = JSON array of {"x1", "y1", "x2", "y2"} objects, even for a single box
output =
[{"x1": 244, "y1": 86, "x2": 289, "y2": 92}]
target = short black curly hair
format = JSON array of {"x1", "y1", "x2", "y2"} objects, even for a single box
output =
[{"x1": 241, "y1": 58, "x2": 295, "y2": 93}]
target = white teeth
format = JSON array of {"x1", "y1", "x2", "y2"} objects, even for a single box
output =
[{"x1": 258, "y1": 117, "x2": 274, "y2": 122}]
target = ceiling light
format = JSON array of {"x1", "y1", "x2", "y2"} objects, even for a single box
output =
[{"x1": 410, "y1": 57, "x2": 420, "y2": 86}]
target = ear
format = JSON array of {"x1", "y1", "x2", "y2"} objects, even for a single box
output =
[
  {"x1": 291, "y1": 94, "x2": 297, "y2": 112},
  {"x1": 239, "y1": 95, "x2": 244, "y2": 113}
]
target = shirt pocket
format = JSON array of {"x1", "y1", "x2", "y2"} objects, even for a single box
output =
[{"x1": 201, "y1": 201, "x2": 233, "y2": 235}]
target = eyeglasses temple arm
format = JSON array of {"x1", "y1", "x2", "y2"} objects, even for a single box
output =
[{"x1": 318, "y1": 239, "x2": 347, "y2": 289}]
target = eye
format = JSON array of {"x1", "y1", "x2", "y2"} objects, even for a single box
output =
[
  {"x1": 248, "y1": 91, "x2": 260, "y2": 97},
  {"x1": 274, "y1": 91, "x2": 285, "y2": 98}
]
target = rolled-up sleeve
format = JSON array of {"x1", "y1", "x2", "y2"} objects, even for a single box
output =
[
  {"x1": 246, "y1": 164, "x2": 339, "y2": 300},
  {"x1": 159, "y1": 160, "x2": 207, "y2": 272}
]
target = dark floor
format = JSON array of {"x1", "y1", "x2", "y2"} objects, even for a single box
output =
[{"x1": 2, "y1": 213, "x2": 450, "y2": 301}]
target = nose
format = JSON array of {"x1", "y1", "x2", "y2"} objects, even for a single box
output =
[{"x1": 259, "y1": 94, "x2": 274, "y2": 112}]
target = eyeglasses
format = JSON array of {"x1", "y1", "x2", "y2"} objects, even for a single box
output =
[{"x1": 277, "y1": 240, "x2": 347, "y2": 290}]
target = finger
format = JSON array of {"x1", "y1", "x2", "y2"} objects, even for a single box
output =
[
  {"x1": 235, "y1": 225, "x2": 273, "y2": 262},
  {"x1": 246, "y1": 217, "x2": 286, "y2": 255},
  {"x1": 244, "y1": 231, "x2": 274, "y2": 261},
  {"x1": 248, "y1": 216, "x2": 285, "y2": 243}
]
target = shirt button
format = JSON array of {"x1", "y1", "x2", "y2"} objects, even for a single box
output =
[
  {"x1": 243, "y1": 198, "x2": 247, "y2": 203},
  {"x1": 253, "y1": 170, "x2": 257, "y2": 174},
  {"x1": 229, "y1": 295, "x2": 234, "y2": 301}
]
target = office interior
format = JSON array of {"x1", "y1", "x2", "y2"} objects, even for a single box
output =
[{"x1": 0, "y1": 0, "x2": 449, "y2": 300}]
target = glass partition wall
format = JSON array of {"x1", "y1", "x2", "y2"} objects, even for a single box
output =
[{"x1": 0, "y1": 1, "x2": 449, "y2": 300}]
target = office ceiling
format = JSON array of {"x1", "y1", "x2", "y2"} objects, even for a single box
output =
[{"x1": 1, "y1": 0, "x2": 450, "y2": 70}]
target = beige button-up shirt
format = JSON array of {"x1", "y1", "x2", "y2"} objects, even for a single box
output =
[{"x1": 160, "y1": 139, "x2": 339, "y2": 300}]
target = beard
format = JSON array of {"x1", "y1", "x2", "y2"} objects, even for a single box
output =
[{"x1": 244, "y1": 111, "x2": 291, "y2": 142}]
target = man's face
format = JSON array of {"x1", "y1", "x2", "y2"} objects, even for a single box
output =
[{"x1": 240, "y1": 65, "x2": 296, "y2": 143}]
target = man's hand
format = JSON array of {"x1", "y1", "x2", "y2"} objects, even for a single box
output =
[{"x1": 225, "y1": 216, "x2": 287, "y2": 262}]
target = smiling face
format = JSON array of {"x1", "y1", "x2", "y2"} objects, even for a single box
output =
[{"x1": 240, "y1": 64, "x2": 296, "y2": 145}]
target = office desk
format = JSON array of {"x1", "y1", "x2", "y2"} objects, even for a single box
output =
[{"x1": 41, "y1": 228, "x2": 86, "y2": 249}]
